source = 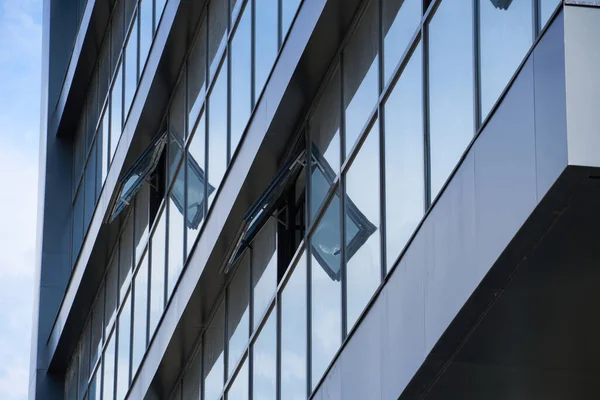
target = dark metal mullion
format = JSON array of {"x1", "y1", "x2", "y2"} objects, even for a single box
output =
[
  {"x1": 377, "y1": 0, "x2": 386, "y2": 281},
  {"x1": 226, "y1": 0, "x2": 232, "y2": 166},
  {"x1": 224, "y1": 286, "x2": 230, "y2": 387},
  {"x1": 251, "y1": 0, "x2": 256, "y2": 108},
  {"x1": 248, "y1": 247, "x2": 254, "y2": 400},
  {"x1": 305, "y1": 129, "x2": 313, "y2": 398},
  {"x1": 473, "y1": 0, "x2": 481, "y2": 132},
  {"x1": 275, "y1": 291, "x2": 281, "y2": 400},
  {"x1": 422, "y1": 19, "x2": 431, "y2": 211},
  {"x1": 277, "y1": 0, "x2": 283, "y2": 48},
  {"x1": 533, "y1": 0, "x2": 540, "y2": 38},
  {"x1": 339, "y1": 56, "x2": 348, "y2": 340}
]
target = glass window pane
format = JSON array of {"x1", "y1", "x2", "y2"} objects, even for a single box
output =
[
  {"x1": 73, "y1": 187, "x2": 84, "y2": 264},
  {"x1": 230, "y1": 0, "x2": 242, "y2": 25},
  {"x1": 84, "y1": 140, "x2": 97, "y2": 230},
  {"x1": 252, "y1": 309, "x2": 276, "y2": 400},
  {"x1": 384, "y1": 44, "x2": 424, "y2": 271},
  {"x1": 99, "y1": 40, "x2": 111, "y2": 108},
  {"x1": 254, "y1": 0, "x2": 278, "y2": 99},
  {"x1": 103, "y1": 331, "x2": 116, "y2": 400},
  {"x1": 227, "y1": 358, "x2": 248, "y2": 400},
  {"x1": 74, "y1": 123, "x2": 84, "y2": 189},
  {"x1": 155, "y1": 0, "x2": 167, "y2": 25},
  {"x1": 167, "y1": 172, "x2": 185, "y2": 297},
  {"x1": 310, "y1": 197, "x2": 341, "y2": 388},
  {"x1": 310, "y1": 66, "x2": 340, "y2": 223},
  {"x1": 227, "y1": 253, "x2": 250, "y2": 377},
  {"x1": 88, "y1": 361, "x2": 102, "y2": 400},
  {"x1": 111, "y1": 3, "x2": 124, "y2": 76},
  {"x1": 343, "y1": 0, "x2": 379, "y2": 158},
  {"x1": 116, "y1": 293, "x2": 131, "y2": 400},
  {"x1": 428, "y1": 0, "x2": 474, "y2": 199},
  {"x1": 150, "y1": 207, "x2": 166, "y2": 335},
  {"x1": 90, "y1": 285, "x2": 104, "y2": 368},
  {"x1": 540, "y1": 0, "x2": 560, "y2": 28},
  {"x1": 106, "y1": 252, "x2": 119, "y2": 336},
  {"x1": 119, "y1": 216, "x2": 134, "y2": 302},
  {"x1": 208, "y1": 58, "x2": 228, "y2": 205},
  {"x1": 203, "y1": 300, "x2": 225, "y2": 400},
  {"x1": 208, "y1": 0, "x2": 228, "y2": 77},
  {"x1": 140, "y1": 0, "x2": 153, "y2": 70},
  {"x1": 98, "y1": 108, "x2": 109, "y2": 192},
  {"x1": 132, "y1": 251, "x2": 148, "y2": 373},
  {"x1": 169, "y1": 79, "x2": 186, "y2": 185},
  {"x1": 110, "y1": 64, "x2": 123, "y2": 160},
  {"x1": 134, "y1": 184, "x2": 150, "y2": 264},
  {"x1": 187, "y1": 113, "x2": 208, "y2": 254},
  {"x1": 188, "y1": 18, "x2": 207, "y2": 130},
  {"x1": 480, "y1": 0, "x2": 532, "y2": 119},
  {"x1": 282, "y1": 0, "x2": 301, "y2": 37},
  {"x1": 230, "y1": 4, "x2": 251, "y2": 154},
  {"x1": 86, "y1": 77, "x2": 99, "y2": 152},
  {"x1": 182, "y1": 345, "x2": 202, "y2": 400},
  {"x1": 78, "y1": 322, "x2": 91, "y2": 400},
  {"x1": 345, "y1": 121, "x2": 380, "y2": 330},
  {"x1": 124, "y1": 18, "x2": 139, "y2": 118},
  {"x1": 382, "y1": 0, "x2": 421, "y2": 84},
  {"x1": 251, "y1": 219, "x2": 277, "y2": 329},
  {"x1": 280, "y1": 251, "x2": 306, "y2": 400}
]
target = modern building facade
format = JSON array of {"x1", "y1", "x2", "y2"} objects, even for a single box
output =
[{"x1": 32, "y1": 0, "x2": 600, "y2": 398}]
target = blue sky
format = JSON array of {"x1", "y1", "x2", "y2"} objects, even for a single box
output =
[{"x1": 0, "y1": 0, "x2": 41, "y2": 399}]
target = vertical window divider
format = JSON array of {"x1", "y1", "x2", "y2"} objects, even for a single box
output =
[
  {"x1": 137, "y1": 3, "x2": 141, "y2": 82},
  {"x1": 473, "y1": 0, "x2": 481, "y2": 132},
  {"x1": 152, "y1": 0, "x2": 156, "y2": 33},
  {"x1": 339, "y1": 57, "x2": 348, "y2": 341},
  {"x1": 305, "y1": 130, "x2": 313, "y2": 398},
  {"x1": 250, "y1": 0, "x2": 256, "y2": 109},
  {"x1": 533, "y1": 0, "x2": 540, "y2": 39},
  {"x1": 275, "y1": 291, "x2": 281, "y2": 400},
  {"x1": 377, "y1": 0, "x2": 387, "y2": 281},
  {"x1": 421, "y1": 21, "x2": 431, "y2": 211},
  {"x1": 248, "y1": 248, "x2": 254, "y2": 400},
  {"x1": 146, "y1": 237, "x2": 152, "y2": 348},
  {"x1": 277, "y1": 0, "x2": 283, "y2": 49}
]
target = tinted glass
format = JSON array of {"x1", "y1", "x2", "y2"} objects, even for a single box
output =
[
  {"x1": 111, "y1": 3, "x2": 124, "y2": 75},
  {"x1": 280, "y1": 251, "x2": 306, "y2": 400},
  {"x1": 169, "y1": 81, "x2": 186, "y2": 185},
  {"x1": 208, "y1": 0, "x2": 228, "y2": 77},
  {"x1": 84, "y1": 141, "x2": 97, "y2": 229},
  {"x1": 103, "y1": 331, "x2": 116, "y2": 400},
  {"x1": 345, "y1": 121, "x2": 380, "y2": 330},
  {"x1": 282, "y1": 0, "x2": 301, "y2": 37},
  {"x1": 227, "y1": 253, "x2": 250, "y2": 377},
  {"x1": 134, "y1": 184, "x2": 150, "y2": 264},
  {"x1": 382, "y1": 0, "x2": 420, "y2": 84},
  {"x1": 132, "y1": 252, "x2": 148, "y2": 373},
  {"x1": 208, "y1": 58, "x2": 228, "y2": 205},
  {"x1": 188, "y1": 18, "x2": 207, "y2": 130},
  {"x1": 105, "y1": 253, "x2": 118, "y2": 336},
  {"x1": 168, "y1": 169, "x2": 185, "y2": 297},
  {"x1": 140, "y1": 0, "x2": 153, "y2": 70},
  {"x1": 155, "y1": 0, "x2": 167, "y2": 24},
  {"x1": 480, "y1": 0, "x2": 532, "y2": 119},
  {"x1": 90, "y1": 285, "x2": 104, "y2": 368},
  {"x1": 384, "y1": 44, "x2": 424, "y2": 271},
  {"x1": 110, "y1": 64, "x2": 123, "y2": 160},
  {"x1": 251, "y1": 219, "x2": 277, "y2": 329},
  {"x1": 343, "y1": 0, "x2": 379, "y2": 158},
  {"x1": 72, "y1": 188, "x2": 83, "y2": 263},
  {"x1": 540, "y1": 0, "x2": 560, "y2": 28},
  {"x1": 149, "y1": 208, "x2": 166, "y2": 335},
  {"x1": 204, "y1": 300, "x2": 225, "y2": 400},
  {"x1": 255, "y1": 0, "x2": 278, "y2": 99},
  {"x1": 124, "y1": 18, "x2": 138, "y2": 118},
  {"x1": 310, "y1": 198, "x2": 341, "y2": 388},
  {"x1": 252, "y1": 309, "x2": 276, "y2": 400},
  {"x1": 428, "y1": 0, "x2": 474, "y2": 198},
  {"x1": 227, "y1": 358, "x2": 248, "y2": 400},
  {"x1": 310, "y1": 66, "x2": 340, "y2": 222},
  {"x1": 88, "y1": 361, "x2": 102, "y2": 400},
  {"x1": 100, "y1": 107, "x2": 109, "y2": 185},
  {"x1": 187, "y1": 113, "x2": 207, "y2": 253},
  {"x1": 116, "y1": 293, "x2": 131, "y2": 400},
  {"x1": 182, "y1": 346, "x2": 202, "y2": 400},
  {"x1": 119, "y1": 217, "x2": 134, "y2": 301},
  {"x1": 230, "y1": 4, "x2": 252, "y2": 153}
]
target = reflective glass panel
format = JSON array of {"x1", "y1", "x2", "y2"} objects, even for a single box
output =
[
  {"x1": 182, "y1": 346, "x2": 202, "y2": 400},
  {"x1": 169, "y1": 88, "x2": 186, "y2": 190},
  {"x1": 230, "y1": 4, "x2": 252, "y2": 153},
  {"x1": 251, "y1": 219, "x2": 277, "y2": 329},
  {"x1": 345, "y1": 121, "x2": 380, "y2": 330},
  {"x1": 140, "y1": 0, "x2": 153, "y2": 69},
  {"x1": 382, "y1": 0, "x2": 420, "y2": 84},
  {"x1": 149, "y1": 208, "x2": 166, "y2": 335},
  {"x1": 227, "y1": 253, "x2": 250, "y2": 377},
  {"x1": 100, "y1": 107, "x2": 109, "y2": 186},
  {"x1": 282, "y1": 0, "x2": 301, "y2": 37},
  {"x1": 187, "y1": 113, "x2": 208, "y2": 254},
  {"x1": 111, "y1": 3, "x2": 124, "y2": 75},
  {"x1": 134, "y1": 184, "x2": 150, "y2": 264},
  {"x1": 116, "y1": 293, "x2": 131, "y2": 400},
  {"x1": 479, "y1": 0, "x2": 532, "y2": 119},
  {"x1": 428, "y1": 0, "x2": 474, "y2": 198},
  {"x1": 252, "y1": 309, "x2": 276, "y2": 400},
  {"x1": 72, "y1": 187, "x2": 83, "y2": 263},
  {"x1": 208, "y1": 58, "x2": 228, "y2": 205},
  {"x1": 310, "y1": 198, "x2": 341, "y2": 388},
  {"x1": 168, "y1": 170, "x2": 185, "y2": 297},
  {"x1": 132, "y1": 251, "x2": 148, "y2": 373},
  {"x1": 280, "y1": 251, "x2": 306, "y2": 400},
  {"x1": 78, "y1": 323, "x2": 91, "y2": 400},
  {"x1": 84, "y1": 141, "x2": 97, "y2": 229},
  {"x1": 156, "y1": 0, "x2": 167, "y2": 24},
  {"x1": 310, "y1": 66, "x2": 340, "y2": 223},
  {"x1": 188, "y1": 18, "x2": 207, "y2": 130},
  {"x1": 255, "y1": 0, "x2": 279, "y2": 99},
  {"x1": 88, "y1": 361, "x2": 102, "y2": 400},
  {"x1": 227, "y1": 358, "x2": 248, "y2": 400},
  {"x1": 208, "y1": 0, "x2": 228, "y2": 77},
  {"x1": 540, "y1": 0, "x2": 560, "y2": 29},
  {"x1": 203, "y1": 300, "x2": 225, "y2": 400},
  {"x1": 343, "y1": 0, "x2": 379, "y2": 158},
  {"x1": 384, "y1": 44, "x2": 424, "y2": 271},
  {"x1": 110, "y1": 64, "x2": 123, "y2": 160},
  {"x1": 105, "y1": 252, "x2": 118, "y2": 336},
  {"x1": 124, "y1": 18, "x2": 138, "y2": 117},
  {"x1": 103, "y1": 331, "x2": 116, "y2": 400},
  {"x1": 90, "y1": 285, "x2": 104, "y2": 368},
  {"x1": 119, "y1": 217, "x2": 134, "y2": 301}
]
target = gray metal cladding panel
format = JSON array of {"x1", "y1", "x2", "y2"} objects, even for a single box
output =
[
  {"x1": 340, "y1": 298, "x2": 383, "y2": 400},
  {"x1": 474, "y1": 57, "x2": 537, "y2": 273},
  {"x1": 534, "y1": 12, "x2": 567, "y2": 201},
  {"x1": 425, "y1": 152, "x2": 476, "y2": 354},
  {"x1": 313, "y1": 358, "x2": 342, "y2": 400}
]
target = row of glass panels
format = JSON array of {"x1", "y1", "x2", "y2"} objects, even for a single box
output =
[
  {"x1": 64, "y1": 0, "x2": 303, "y2": 397},
  {"x1": 165, "y1": 0, "x2": 564, "y2": 399},
  {"x1": 71, "y1": 0, "x2": 167, "y2": 271}
]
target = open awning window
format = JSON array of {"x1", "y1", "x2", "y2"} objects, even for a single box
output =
[{"x1": 107, "y1": 132, "x2": 167, "y2": 223}]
